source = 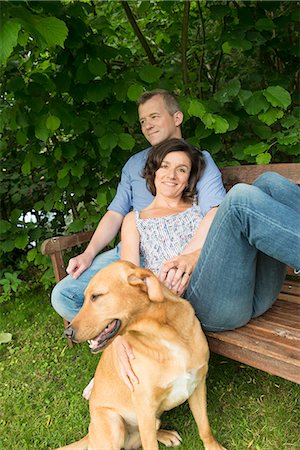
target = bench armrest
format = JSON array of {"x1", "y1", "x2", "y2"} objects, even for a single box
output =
[{"x1": 41, "y1": 230, "x2": 94, "y2": 282}]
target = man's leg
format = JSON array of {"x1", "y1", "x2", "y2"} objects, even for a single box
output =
[
  {"x1": 186, "y1": 174, "x2": 300, "y2": 331},
  {"x1": 51, "y1": 247, "x2": 120, "y2": 321}
]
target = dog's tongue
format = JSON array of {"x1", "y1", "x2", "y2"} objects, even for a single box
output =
[{"x1": 88, "y1": 320, "x2": 118, "y2": 351}]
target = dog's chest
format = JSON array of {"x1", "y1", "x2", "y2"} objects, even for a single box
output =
[{"x1": 164, "y1": 368, "x2": 199, "y2": 409}]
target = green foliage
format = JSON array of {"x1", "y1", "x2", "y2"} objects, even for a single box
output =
[{"x1": 1, "y1": 0, "x2": 299, "y2": 281}]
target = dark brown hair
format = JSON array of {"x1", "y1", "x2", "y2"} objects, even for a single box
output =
[
  {"x1": 143, "y1": 138, "x2": 205, "y2": 203},
  {"x1": 137, "y1": 89, "x2": 181, "y2": 115}
]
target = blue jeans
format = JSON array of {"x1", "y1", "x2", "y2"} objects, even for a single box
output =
[
  {"x1": 51, "y1": 247, "x2": 121, "y2": 321},
  {"x1": 185, "y1": 172, "x2": 300, "y2": 331}
]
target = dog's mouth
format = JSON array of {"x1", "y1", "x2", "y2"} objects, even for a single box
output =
[{"x1": 88, "y1": 319, "x2": 121, "y2": 353}]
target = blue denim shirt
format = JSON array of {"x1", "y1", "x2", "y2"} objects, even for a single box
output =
[{"x1": 108, "y1": 148, "x2": 226, "y2": 217}]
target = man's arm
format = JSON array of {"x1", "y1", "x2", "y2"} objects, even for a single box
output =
[{"x1": 66, "y1": 210, "x2": 124, "y2": 279}]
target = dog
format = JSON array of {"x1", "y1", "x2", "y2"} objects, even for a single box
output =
[{"x1": 56, "y1": 260, "x2": 226, "y2": 450}]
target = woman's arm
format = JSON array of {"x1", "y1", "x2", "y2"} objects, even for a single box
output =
[
  {"x1": 159, "y1": 207, "x2": 218, "y2": 294},
  {"x1": 120, "y1": 211, "x2": 140, "y2": 265}
]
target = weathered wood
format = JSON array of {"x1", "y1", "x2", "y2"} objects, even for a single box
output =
[{"x1": 41, "y1": 162, "x2": 300, "y2": 382}]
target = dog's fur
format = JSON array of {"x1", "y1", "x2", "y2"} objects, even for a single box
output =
[{"x1": 56, "y1": 261, "x2": 225, "y2": 450}]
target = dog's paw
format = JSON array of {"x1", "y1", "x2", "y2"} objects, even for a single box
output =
[{"x1": 157, "y1": 429, "x2": 182, "y2": 447}]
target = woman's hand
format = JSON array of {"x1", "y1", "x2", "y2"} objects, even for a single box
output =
[
  {"x1": 112, "y1": 335, "x2": 139, "y2": 392},
  {"x1": 159, "y1": 250, "x2": 200, "y2": 296}
]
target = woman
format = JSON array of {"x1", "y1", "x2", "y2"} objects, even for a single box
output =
[{"x1": 121, "y1": 138, "x2": 207, "y2": 295}]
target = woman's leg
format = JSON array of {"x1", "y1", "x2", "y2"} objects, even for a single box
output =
[
  {"x1": 186, "y1": 173, "x2": 300, "y2": 331},
  {"x1": 51, "y1": 247, "x2": 120, "y2": 322}
]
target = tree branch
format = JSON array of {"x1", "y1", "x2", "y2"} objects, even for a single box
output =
[
  {"x1": 121, "y1": 1, "x2": 157, "y2": 65},
  {"x1": 181, "y1": 0, "x2": 190, "y2": 88},
  {"x1": 196, "y1": 0, "x2": 206, "y2": 98}
]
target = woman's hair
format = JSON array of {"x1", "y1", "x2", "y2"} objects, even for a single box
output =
[{"x1": 143, "y1": 138, "x2": 205, "y2": 202}]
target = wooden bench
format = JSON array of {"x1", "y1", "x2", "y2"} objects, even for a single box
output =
[{"x1": 41, "y1": 163, "x2": 300, "y2": 384}]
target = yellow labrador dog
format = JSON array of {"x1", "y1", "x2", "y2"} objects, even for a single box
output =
[{"x1": 56, "y1": 261, "x2": 225, "y2": 450}]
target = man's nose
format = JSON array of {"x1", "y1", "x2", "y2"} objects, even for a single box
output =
[{"x1": 145, "y1": 119, "x2": 154, "y2": 129}]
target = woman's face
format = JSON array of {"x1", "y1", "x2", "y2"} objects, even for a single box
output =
[{"x1": 154, "y1": 151, "x2": 192, "y2": 199}]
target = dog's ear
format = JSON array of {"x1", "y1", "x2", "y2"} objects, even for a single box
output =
[{"x1": 128, "y1": 269, "x2": 164, "y2": 302}]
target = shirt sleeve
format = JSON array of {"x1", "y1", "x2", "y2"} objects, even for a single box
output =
[
  {"x1": 107, "y1": 158, "x2": 133, "y2": 216},
  {"x1": 197, "y1": 151, "x2": 226, "y2": 216}
]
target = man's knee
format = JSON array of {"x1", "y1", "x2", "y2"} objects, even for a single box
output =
[{"x1": 254, "y1": 171, "x2": 281, "y2": 190}]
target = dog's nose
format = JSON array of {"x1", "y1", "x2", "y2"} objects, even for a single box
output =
[{"x1": 64, "y1": 326, "x2": 75, "y2": 340}]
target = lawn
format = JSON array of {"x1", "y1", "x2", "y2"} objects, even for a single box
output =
[{"x1": 0, "y1": 288, "x2": 299, "y2": 450}]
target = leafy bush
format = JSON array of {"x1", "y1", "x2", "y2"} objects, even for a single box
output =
[{"x1": 1, "y1": 1, "x2": 299, "y2": 283}]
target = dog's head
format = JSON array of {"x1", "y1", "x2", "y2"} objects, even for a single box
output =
[{"x1": 65, "y1": 261, "x2": 168, "y2": 353}]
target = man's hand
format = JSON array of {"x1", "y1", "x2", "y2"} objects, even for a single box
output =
[
  {"x1": 112, "y1": 335, "x2": 139, "y2": 392},
  {"x1": 66, "y1": 252, "x2": 93, "y2": 279},
  {"x1": 159, "y1": 251, "x2": 200, "y2": 296}
]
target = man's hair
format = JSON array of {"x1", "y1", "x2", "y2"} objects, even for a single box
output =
[
  {"x1": 143, "y1": 138, "x2": 205, "y2": 203},
  {"x1": 137, "y1": 89, "x2": 182, "y2": 115}
]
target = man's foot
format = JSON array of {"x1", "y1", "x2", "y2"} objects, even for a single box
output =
[{"x1": 82, "y1": 377, "x2": 94, "y2": 400}]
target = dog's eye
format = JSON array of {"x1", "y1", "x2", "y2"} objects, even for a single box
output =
[{"x1": 91, "y1": 294, "x2": 100, "y2": 302}]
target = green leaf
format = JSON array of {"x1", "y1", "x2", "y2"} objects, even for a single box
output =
[
  {"x1": 138, "y1": 65, "x2": 162, "y2": 83},
  {"x1": 0, "y1": 333, "x2": 12, "y2": 344},
  {"x1": 212, "y1": 115, "x2": 229, "y2": 134},
  {"x1": 87, "y1": 82, "x2": 109, "y2": 102},
  {"x1": 280, "y1": 115, "x2": 297, "y2": 129},
  {"x1": 214, "y1": 80, "x2": 241, "y2": 104},
  {"x1": 15, "y1": 234, "x2": 29, "y2": 249},
  {"x1": 252, "y1": 124, "x2": 272, "y2": 140},
  {"x1": 35, "y1": 117, "x2": 50, "y2": 141},
  {"x1": 256, "y1": 153, "x2": 271, "y2": 164},
  {"x1": 46, "y1": 115, "x2": 61, "y2": 131},
  {"x1": 263, "y1": 86, "x2": 291, "y2": 110},
  {"x1": 96, "y1": 192, "x2": 107, "y2": 206},
  {"x1": 33, "y1": 17, "x2": 68, "y2": 48},
  {"x1": 118, "y1": 133, "x2": 135, "y2": 150},
  {"x1": 188, "y1": 100, "x2": 206, "y2": 119},
  {"x1": 68, "y1": 219, "x2": 85, "y2": 233},
  {"x1": 258, "y1": 108, "x2": 284, "y2": 126},
  {"x1": 277, "y1": 132, "x2": 299, "y2": 146},
  {"x1": 244, "y1": 92, "x2": 269, "y2": 115},
  {"x1": 0, "y1": 220, "x2": 11, "y2": 234},
  {"x1": 57, "y1": 164, "x2": 71, "y2": 179},
  {"x1": 244, "y1": 142, "x2": 269, "y2": 156},
  {"x1": 21, "y1": 160, "x2": 31, "y2": 176},
  {"x1": 127, "y1": 84, "x2": 144, "y2": 101},
  {"x1": 88, "y1": 59, "x2": 106, "y2": 77},
  {"x1": 222, "y1": 39, "x2": 252, "y2": 54},
  {"x1": 0, "y1": 20, "x2": 21, "y2": 66},
  {"x1": 27, "y1": 248, "x2": 37, "y2": 262},
  {"x1": 16, "y1": 130, "x2": 27, "y2": 145},
  {"x1": 202, "y1": 113, "x2": 215, "y2": 129},
  {"x1": 99, "y1": 134, "x2": 118, "y2": 152},
  {"x1": 255, "y1": 18, "x2": 275, "y2": 31}
]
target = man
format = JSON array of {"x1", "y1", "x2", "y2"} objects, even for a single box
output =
[{"x1": 51, "y1": 89, "x2": 226, "y2": 321}]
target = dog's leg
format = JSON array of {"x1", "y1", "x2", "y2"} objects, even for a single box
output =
[
  {"x1": 188, "y1": 372, "x2": 226, "y2": 450},
  {"x1": 157, "y1": 429, "x2": 182, "y2": 447},
  {"x1": 88, "y1": 407, "x2": 125, "y2": 450},
  {"x1": 132, "y1": 398, "x2": 159, "y2": 450},
  {"x1": 55, "y1": 434, "x2": 89, "y2": 450}
]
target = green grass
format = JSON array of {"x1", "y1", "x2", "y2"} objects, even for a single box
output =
[{"x1": 0, "y1": 289, "x2": 299, "y2": 450}]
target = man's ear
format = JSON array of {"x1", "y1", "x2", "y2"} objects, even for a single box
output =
[
  {"x1": 174, "y1": 111, "x2": 183, "y2": 127},
  {"x1": 128, "y1": 268, "x2": 164, "y2": 302}
]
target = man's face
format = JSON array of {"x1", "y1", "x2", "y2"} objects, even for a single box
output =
[{"x1": 138, "y1": 95, "x2": 183, "y2": 146}]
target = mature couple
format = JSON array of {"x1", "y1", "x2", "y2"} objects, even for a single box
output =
[{"x1": 52, "y1": 89, "x2": 300, "y2": 389}]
